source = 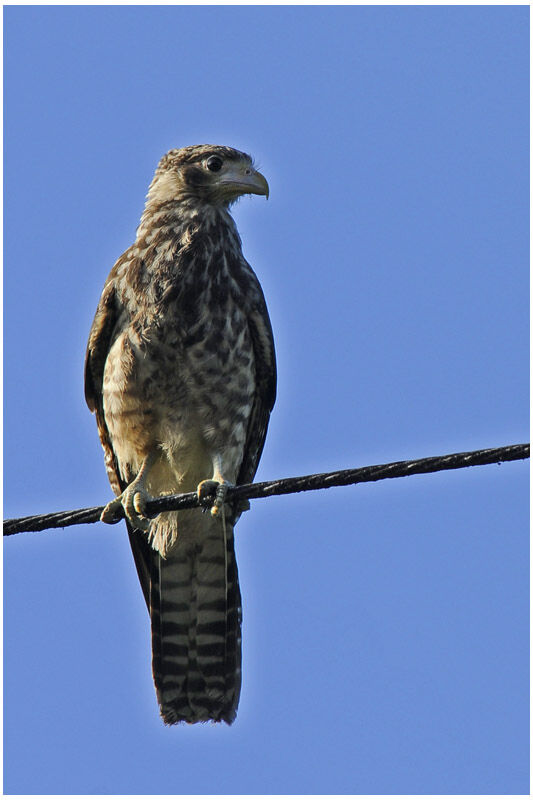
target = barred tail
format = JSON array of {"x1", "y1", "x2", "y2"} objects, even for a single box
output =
[{"x1": 149, "y1": 510, "x2": 242, "y2": 724}]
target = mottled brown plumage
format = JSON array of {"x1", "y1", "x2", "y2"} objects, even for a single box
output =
[{"x1": 85, "y1": 145, "x2": 276, "y2": 724}]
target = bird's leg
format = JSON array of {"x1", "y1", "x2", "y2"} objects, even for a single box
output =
[
  {"x1": 197, "y1": 455, "x2": 234, "y2": 518},
  {"x1": 101, "y1": 451, "x2": 157, "y2": 531}
]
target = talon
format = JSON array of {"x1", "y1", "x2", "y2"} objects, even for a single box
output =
[
  {"x1": 100, "y1": 483, "x2": 154, "y2": 532},
  {"x1": 101, "y1": 497, "x2": 124, "y2": 524},
  {"x1": 132, "y1": 490, "x2": 148, "y2": 518},
  {"x1": 196, "y1": 478, "x2": 234, "y2": 517},
  {"x1": 211, "y1": 482, "x2": 228, "y2": 517},
  {"x1": 122, "y1": 486, "x2": 151, "y2": 531},
  {"x1": 211, "y1": 480, "x2": 234, "y2": 517},
  {"x1": 197, "y1": 479, "x2": 219, "y2": 509}
]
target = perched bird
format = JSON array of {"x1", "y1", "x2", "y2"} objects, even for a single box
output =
[{"x1": 85, "y1": 145, "x2": 276, "y2": 724}]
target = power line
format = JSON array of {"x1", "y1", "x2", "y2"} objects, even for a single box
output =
[{"x1": 3, "y1": 443, "x2": 529, "y2": 537}]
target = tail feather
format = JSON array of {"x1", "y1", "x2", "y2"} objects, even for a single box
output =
[{"x1": 149, "y1": 510, "x2": 242, "y2": 724}]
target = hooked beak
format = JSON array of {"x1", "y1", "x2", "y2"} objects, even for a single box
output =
[{"x1": 220, "y1": 164, "x2": 269, "y2": 199}]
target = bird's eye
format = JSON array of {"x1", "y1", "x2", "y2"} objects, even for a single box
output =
[{"x1": 206, "y1": 155, "x2": 223, "y2": 172}]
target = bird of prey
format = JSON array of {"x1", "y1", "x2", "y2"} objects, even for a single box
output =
[{"x1": 84, "y1": 145, "x2": 276, "y2": 725}]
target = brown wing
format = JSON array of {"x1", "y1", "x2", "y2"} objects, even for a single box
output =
[
  {"x1": 84, "y1": 272, "x2": 122, "y2": 493},
  {"x1": 236, "y1": 284, "x2": 277, "y2": 489},
  {"x1": 84, "y1": 256, "x2": 153, "y2": 610}
]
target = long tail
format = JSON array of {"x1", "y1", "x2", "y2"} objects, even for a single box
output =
[{"x1": 147, "y1": 509, "x2": 242, "y2": 724}]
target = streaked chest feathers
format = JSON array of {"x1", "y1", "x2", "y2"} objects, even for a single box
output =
[{"x1": 102, "y1": 203, "x2": 256, "y2": 487}]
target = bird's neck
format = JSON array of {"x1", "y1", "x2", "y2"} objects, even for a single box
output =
[{"x1": 136, "y1": 198, "x2": 237, "y2": 244}]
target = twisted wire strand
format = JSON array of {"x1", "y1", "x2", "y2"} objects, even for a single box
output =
[{"x1": 3, "y1": 443, "x2": 529, "y2": 537}]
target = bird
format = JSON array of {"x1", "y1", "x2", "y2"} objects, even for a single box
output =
[{"x1": 84, "y1": 144, "x2": 276, "y2": 725}]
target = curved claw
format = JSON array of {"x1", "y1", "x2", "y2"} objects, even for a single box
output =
[
  {"x1": 124, "y1": 486, "x2": 152, "y2": 531},
  {"x1": 101, "y1": 485, "x2": 153, "y2": 532},
  {"x1": 197, "y1": 479, "x2": 219, "y2": 510},
  {"x1": 197, "y1": 479, "x2": 234, "y2": 517},
  {"x1": 100, "y1": 497, "x2": 124, "y2": 525}
]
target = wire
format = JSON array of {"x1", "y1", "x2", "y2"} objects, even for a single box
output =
[{"x1": 3, "y1": 443, "x2": 529, "y2": 537}]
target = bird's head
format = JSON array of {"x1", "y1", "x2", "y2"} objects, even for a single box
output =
[{"x1": 147, "y1": 144, "x2": 269, "y2": 208}]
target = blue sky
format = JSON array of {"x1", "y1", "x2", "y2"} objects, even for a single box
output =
[{"x1": 4, "y1": 5, "x2": 529, "y2": 794}]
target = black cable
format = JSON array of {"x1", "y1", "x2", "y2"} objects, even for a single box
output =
[{"x1": 3, "y1": 443, "x2": 529, "y2": 537}]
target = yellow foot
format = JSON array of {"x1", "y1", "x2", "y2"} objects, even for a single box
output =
[
  {"x1": 197, "y1": 479, "x2": 234, "y2": 517},
  {"x1": 101, "y1": 483, "x2": 153, "y2": 531}
]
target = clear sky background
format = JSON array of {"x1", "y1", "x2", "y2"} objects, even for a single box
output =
[{"x1": 4, "y1": 5, "x2": 529, "y2": 795}]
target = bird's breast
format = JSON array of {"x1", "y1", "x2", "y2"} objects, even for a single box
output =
[{"x1": 103, "y1": 272, "x2": 256, "y2": 486}]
